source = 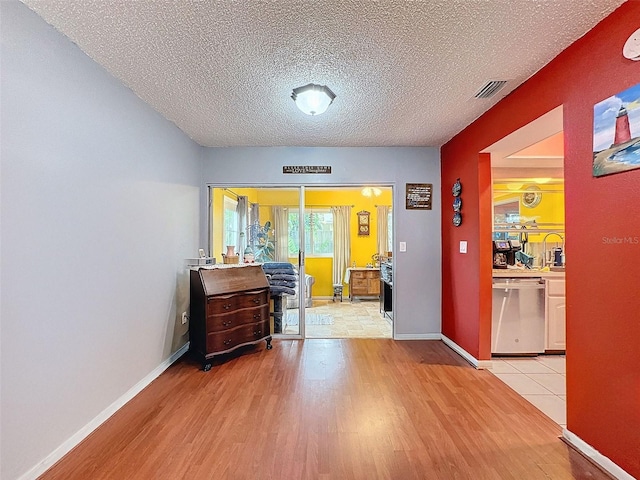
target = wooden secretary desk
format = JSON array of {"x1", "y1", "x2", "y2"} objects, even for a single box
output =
[{"x1": 189, "y1": 264, "x2": 272, "y2": 371}]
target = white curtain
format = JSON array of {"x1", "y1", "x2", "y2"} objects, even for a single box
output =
[
  {"x1": 376, "y1": 205, "x2": 390, "y2": 256},
  {"x1": 331, "y1": 206, "x2": 351, "y2": 285},
  {"x1": 249, "y1": 202, "x2": 260, "y2": 228},
  {"x1": 236, "y1": 196, "x2": 248, "y2": 253},
  {"x1": 272, "y1": 206, "x2": 289, "y2": 262},
  {"x1": 247, "y1": 202, "x2": 260, "y2": 249}
]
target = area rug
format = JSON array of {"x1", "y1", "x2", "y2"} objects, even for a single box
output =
[{"x1": 285, "y1": 312, "x2": 333, "y2": 326}]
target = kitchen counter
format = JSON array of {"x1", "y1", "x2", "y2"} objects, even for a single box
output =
[{"x1": 492, "y1": 269, "x2": 565, "y2": 278}]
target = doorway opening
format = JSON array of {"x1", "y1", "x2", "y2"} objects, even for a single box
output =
[
  {"x1": 209, "y1": 185, "x2": 393, "y2": 340},
  {"x1": 483, "y1": 106, "x2": 567, "y2": 427}
]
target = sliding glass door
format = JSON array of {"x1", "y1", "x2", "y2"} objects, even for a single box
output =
[
  {"x1": 208, "y1": 184, "x2": 394, "y2": 340},
  {"x1": 300, "y1": 187, "x2": 393, "y2": 338},
  {"x1": 210, "y1": 186, "x2": 306, "y2": 338}
]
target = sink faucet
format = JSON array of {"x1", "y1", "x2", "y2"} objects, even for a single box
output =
[{"x1": 542, "y1": 232, "x2": 564, "y2": 267}]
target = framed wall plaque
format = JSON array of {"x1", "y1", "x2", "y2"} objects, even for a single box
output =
[
  {"x1": 283, "y1": 165, "x2": 331, "y2": 174},
  {"x1": 357, "y1": 210, "x2": 370, "y2": 236},
  {"x1": 406, "y1": 183, "x2": 433, "y2": 210}
]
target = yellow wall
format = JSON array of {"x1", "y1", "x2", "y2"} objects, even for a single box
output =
[
  {"x1": 304, "y1": 188, "x2": 392, "y2": 296},
  {"x1": 212, "y1": 187, "x2": 392, "y2": 297},
  {"x1": 493, "y1": 183, "x2": 565, "y2": 243}
]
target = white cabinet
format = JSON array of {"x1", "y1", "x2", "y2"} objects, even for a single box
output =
[{"x1": 545, "y1": 279, "x2": 566, "y2": 351}]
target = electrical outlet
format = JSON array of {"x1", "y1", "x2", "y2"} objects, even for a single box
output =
[{"x1": 181, "y1": 312, "x2": 188, "y2": 325}]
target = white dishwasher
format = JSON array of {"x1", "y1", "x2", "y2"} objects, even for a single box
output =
[{"x1": 492, "y1": 277, "x2": 545, "y2": 355}]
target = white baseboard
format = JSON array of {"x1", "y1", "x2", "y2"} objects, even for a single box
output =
[
  {"x1": 19, "y1": 342, "x2": 190, "y2": 480},
  {"x1": 394, "y1": 333, "x2": 442, "y2": 340},
  {"x1": 562, "y1": 429, "x2": 634, "y2": 480},
  {"x1": 441, "y1": 335, "x2": 492, "y2": 369}
]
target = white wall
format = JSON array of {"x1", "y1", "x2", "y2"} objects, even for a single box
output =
[
  {"x1": 200, "y1": 147, "x2": 442, "y2": 337},
  {"x1": 0, "y1": 3, "x2": 202, "y2": 479}
]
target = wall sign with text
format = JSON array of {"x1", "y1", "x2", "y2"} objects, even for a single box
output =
[
  {"x1": 406, "y1": 183, "x2": 433, "y2": 210},
  {"x1": 283, "y1": 165, "x2": 332, "y2": 174}
]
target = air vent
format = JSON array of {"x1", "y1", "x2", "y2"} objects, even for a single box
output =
[{"x1": 474, "y1": 80, "x2": 507, "y2": 99}]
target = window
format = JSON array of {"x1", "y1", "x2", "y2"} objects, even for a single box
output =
[
  {"x1": 493, "y1": 199, "x2": 520, "y2": 240},
  {"x1": 223, "y1": 196, "x2": 239, "y2": 249},
  {"x1": 288, "y1": 209, "x2": 333, "y2": 257}
]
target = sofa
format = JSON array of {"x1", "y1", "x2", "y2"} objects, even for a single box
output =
[{"x1": 286, "y1": 272, "x2": 315, "y2": 308}]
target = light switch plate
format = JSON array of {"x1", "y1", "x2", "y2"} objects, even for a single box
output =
[
  {"x1": 460, "y1": 241, "x2": 468, "y2": 254},
  {"x1": 399, "y1": 241, "x2": 407, "y2": 252}
]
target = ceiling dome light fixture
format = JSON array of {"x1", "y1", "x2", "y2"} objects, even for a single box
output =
[
  {"x1": 291, "y1": 83, "x2": 336, "y2": 116},
  {"x1": 361, "y1": 187, "x2": 382, "y2": 197}
]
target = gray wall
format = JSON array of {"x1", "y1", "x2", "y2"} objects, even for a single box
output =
[
  {"x1": 1, "y1": 2, "x2": 443, "y2": 477},
  {"x1": 200, "y1": 147, "x2": 442, "y2": 337},
  {"x1": 0, "y1": 3, "x2": 202, "y2": 479}
]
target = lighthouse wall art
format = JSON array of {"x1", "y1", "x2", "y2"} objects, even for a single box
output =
[{"x1": 593, "y1": 81, "x2": 640, "y2": 177}]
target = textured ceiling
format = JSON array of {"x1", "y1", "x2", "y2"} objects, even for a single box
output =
[{"x1": 23, "y1": 0, "x2": 625, "y2": 147}]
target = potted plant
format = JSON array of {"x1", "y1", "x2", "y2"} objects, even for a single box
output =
[{"x1": 247, "y1": 220, "x2": 275, "y2": 263}]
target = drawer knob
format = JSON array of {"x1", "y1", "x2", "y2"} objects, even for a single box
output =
[
  {"x1": 223, "y1": 304, "x2": 231, "y2": 310},
  {"x1": 254, "y1": 330, "x2": 261, "y2": 336},
  {"x1": 253, "y1": 314, "x2": 260, "y2": 319},
  {"x1": 223, "y1": 320, "x2": 231, "y2": 327},
  {"x1": 223, "y1": 339, "x2": 231, "y2": 345},
  {"x1": 253, "y1": 298, "x2": 260, "y2": 304}
]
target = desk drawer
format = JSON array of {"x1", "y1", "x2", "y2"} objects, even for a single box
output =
[
  {"x1": 206, "y1": 320, "x2": 269, "y2": 353},
  {"x1": 207, "y1": 305, "x2": 268, "y2": 333},
  {"x1": 351, "y1": 278, "x2": 368, "y2": 289},
  {"x1": 207, "y1": 290, "x2": 268, "y2": 315}
]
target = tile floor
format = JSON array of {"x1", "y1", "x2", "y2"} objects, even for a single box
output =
[
  {"x1": 490, "y1": 355, "x2": 566, "y2": 426},
  {"x1": 283, "y1": 299, "x2": 392, "y2": 338}
]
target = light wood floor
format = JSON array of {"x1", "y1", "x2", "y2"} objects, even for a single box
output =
[{"x1": 40, "y1": 340, "x2": 609, "y2": 479}]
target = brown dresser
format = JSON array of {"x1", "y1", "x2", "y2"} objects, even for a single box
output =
[
  {"x1": 189, "y1": 265, "x2": 272, "y2": 371},
  {"x1": 348, "y1": 268, "x2": 381, "y2": 301}
]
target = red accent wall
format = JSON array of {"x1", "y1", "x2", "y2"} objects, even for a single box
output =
[{"x1": 441, "y1": 2, "x2": 640, "y2": 476}]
